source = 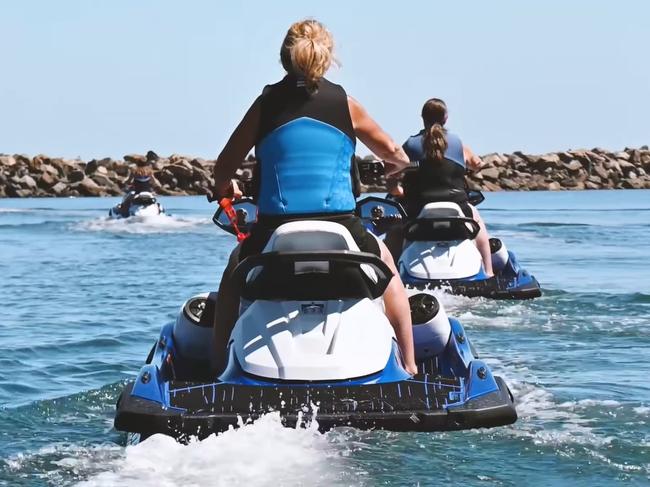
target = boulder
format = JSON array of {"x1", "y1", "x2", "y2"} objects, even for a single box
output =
[
  {"x1": 593, "y1": 165, "x2": 610, "y2": 180},
  {"x1": 0, "y1": 155, "x2": 17, "y2": 167},
  {"x1": 49, "y1": 182, "x2": 67, "y2": 196},
  {"x1": 481, "y1": 181, "x2": 501, "y2": 191},
  {"x1": 622, "y1": 178, "x2": 645, "y2": 189},
  {"x1": 479, "y1": 167, "x2": 500, "y2": 181},
  {"x1": 37, "y1": 172, "x2": 57, "y2": 189},
  {"x1": 72, "y1": 177, "x2": 104, "y2": 196},
  {"x1": 564, "y1": 160, "x2": 583, "y2": 172},
  {"x1": 124, "y1": 154, "x2": 146, "y2": 164},
  {"x1": 114, "y1": 164, "x2": 130, "y2": 176},
  {"x1": 85, "y1": 159, "x2": 99, "y2": 174},
  {"x1": 40, "y1": 164, "x2": 60, "y2": 176},
  {"x1": 167, "y1": 163, "x2": 194, "y2": 182},
  {"x1": 18, "y1": 175, "x2": 37, "y2": 189},
  {"x1": 547, "y1": 181, "x2": 562, "y2": 191},
  {"x1": 69, "y1": 169, "x2": 85, "y2": 183}
]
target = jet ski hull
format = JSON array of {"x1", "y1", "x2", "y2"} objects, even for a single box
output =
[{"x1": 402, "y1": 251, "x2": 542, "y2": 300}]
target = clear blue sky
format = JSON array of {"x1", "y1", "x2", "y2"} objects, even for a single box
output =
[{"x1": 1, "y1": 0, "x2": 648, "y2": 160}]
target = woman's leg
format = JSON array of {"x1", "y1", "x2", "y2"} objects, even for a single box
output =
[
  {"x1": 383, "y1": 224, "x2": 404, "y2": 263},
  {"x1": 377, "y1": 239, "x2": 418, "y2": 375},
  {"x1": 470, "y1": 205, "x2": 494, "y2": 277},
  {"x1": 212, "y1": 244, "x2": 242, "y2": 373}
]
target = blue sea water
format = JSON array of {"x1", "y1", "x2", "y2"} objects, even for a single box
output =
[{"x1": 0, "y1": 190, "x2": 648, "y2": 486}]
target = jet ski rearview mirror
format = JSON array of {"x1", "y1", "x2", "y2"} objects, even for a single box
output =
[
  {"x1": 467, "y1": 190, "x2": 485, "y2": 206},
  {"x1": 212, "y1": 197, "x2": 257, "y2": 239},
  {"x1": 356, "y1": 196, "x2": 407, "y2": 236}
]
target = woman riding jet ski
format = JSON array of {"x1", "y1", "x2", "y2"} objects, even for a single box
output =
[
  {"x1": 114, "y1": 20, "x2": 516, "y2": 441},
  {"x1": 380, "y1": 98, "x2": 541, "y2": 299},
  {"x1": 114, "y1": 197, "x2": 517, "y2": 441},
  {"x1": 108, "y1": 160, "x2": 164, "y2": 218}
]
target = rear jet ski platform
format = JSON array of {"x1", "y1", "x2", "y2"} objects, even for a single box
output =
[{"x1": 115, "y1": 220, "x2": 516, "y2": 441}]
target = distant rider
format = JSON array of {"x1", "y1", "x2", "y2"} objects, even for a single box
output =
[
  {"x1": 119, "y1": 158, "x2": 155, "y2": 217},
  {"x1": 386, "y1": 98, "x2": 494, "y2": 277}
]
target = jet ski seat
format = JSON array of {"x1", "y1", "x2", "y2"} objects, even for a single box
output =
[
  {"x1": 406, "y1": 202, "x2": 480, "y2": 242},
  {"x1": 238, "y1": 221, "x2": 390, "y2": 301},
  {"x1": 416, "y1": 202, "x2": 466, "y2": 220}
]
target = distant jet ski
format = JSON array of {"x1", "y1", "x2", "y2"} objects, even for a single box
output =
[
  {"x1": 108, "y1": 191, "x2": 164, "y2": 219},
  {"x1": 359, "y1": 195, "x2": 541, "y2": 300},
  {"x1": 114, "y1": 198, "x2": 517, "y2": 443}
]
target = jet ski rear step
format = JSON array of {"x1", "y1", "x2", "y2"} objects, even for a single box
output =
[{"x1": 115, "y1": 375, "x2": 516, "y2": 439}]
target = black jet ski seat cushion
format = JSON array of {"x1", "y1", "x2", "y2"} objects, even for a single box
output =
[
  {"x1": 405, "y1": 202, "x2": 480, "y2": 242},
  {"x1": 233, "y1": 221, "x2": 393, "y2": 302}
]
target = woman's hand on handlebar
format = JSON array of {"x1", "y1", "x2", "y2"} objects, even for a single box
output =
[{"x1": 209, "y1": 179, "x2": 243, "y2": 203}]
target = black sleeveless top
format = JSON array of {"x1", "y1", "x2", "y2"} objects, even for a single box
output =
[{"x1": 251, "y1": 76, "x2": 361, "y2": 202}]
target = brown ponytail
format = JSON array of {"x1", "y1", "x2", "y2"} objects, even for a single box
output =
[
  {"x1": 421, "y1": 98, "x2": 448, "y2": 162},
  {"x1": 280, "y1": 19, "x2": 336, "y2": 93}
]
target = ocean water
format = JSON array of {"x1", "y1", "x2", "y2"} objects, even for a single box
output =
[{"x1": 0, "y1": 190, "x2": 648, "y2": 486}]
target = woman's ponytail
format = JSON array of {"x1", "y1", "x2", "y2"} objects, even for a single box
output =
[
  {"x1": 421, "y1": 98, "x2": 449, "y2": 162},
  {"x1": 423, "y1": 123, "x2": 448, "y2": 162}
]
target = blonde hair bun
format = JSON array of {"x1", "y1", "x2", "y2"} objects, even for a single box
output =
[{"x1": 280, "y1": 19, "x2": 336, "y2": 92}]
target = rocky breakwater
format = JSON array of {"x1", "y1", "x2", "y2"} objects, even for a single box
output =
[
  {"x1": 465, "y1": 147, "x2": 650, "y2": 191},
  {"x1": 1, "y1": 147, "x2": 649, "y2": 198},
  {"x1": 0, "y1": 152, "x2": 234, "y2": 198}
]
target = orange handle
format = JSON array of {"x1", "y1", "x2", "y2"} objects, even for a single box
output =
[{"x1": 219, "y1": 198, "x2": 248, "y2": 242}]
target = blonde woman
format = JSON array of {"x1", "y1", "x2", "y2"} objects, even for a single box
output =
[{"x1": 211, "y1": 19, "x2": 417, "y2": 375}]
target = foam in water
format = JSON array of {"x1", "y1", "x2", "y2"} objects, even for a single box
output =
[
  {"x1": 72, "y1": 214, "x2": 210, "y2": 234},
  {"x1": 77, "y1": 413, "x2": 347, "y2": 487}
]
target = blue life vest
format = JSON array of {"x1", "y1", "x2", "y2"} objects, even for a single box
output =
[
  {"x1": 402, "y1": 131, "x2": 465, "y2": 168},
  {"x1": 254, "y1": 76, "x2": 357, "y2": 216}
]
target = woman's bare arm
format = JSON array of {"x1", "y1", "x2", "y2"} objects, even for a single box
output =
[
  {"x1": 463, "y1": 144, "x2": 484, "y2": 172},
  {"x1": 348, "y1": 96, "x2": 409, "y2": 177},
  {"x1": 212, "y1": 97, "x2": 261, "y2": 197}
]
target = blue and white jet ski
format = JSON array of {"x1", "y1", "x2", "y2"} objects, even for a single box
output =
[
  {"x1": 359, "y1": 195, "x2": 541, "y2": 300},
  {"x1": 356, "y1": 159, "x2": 541, "y2": 300},
  {"x1": 114, "y1": 199, "x2": 516, "y2": 442},
  {"x1": 108, "y1": 191, "x2": 165, "y2": 219}
]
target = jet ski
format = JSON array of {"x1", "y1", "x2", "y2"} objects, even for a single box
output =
[
  {"x1": 359, "y1": 195, "x2": 541, "y2": 300},
  {"x1": 108, "y1": 191, "x2": 165, "y2": 219},
  {"x1": 114, "y1": 198, "x2": 517, "y2": 442},
  {"x1": 355, "y1": 159, "x2": 540, "y2": 300}
]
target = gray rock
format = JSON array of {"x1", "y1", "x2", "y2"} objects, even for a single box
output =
[
  {"x1": 18, "y1": 175, "x2": 37, "y2": 189},
  {"x1": 51, "y1": 182, "x2": 68, "y2": 195},
  {"x1": 479, "y1": 167, "x2": 500, "y2": 181},
  {"x1": 167, "y1": 163, "x2": 194, "y2": 182},
  {"x1": 71, "y1": 177, "x2": 103, "y2": 196},
  {"x1": 0, "y1": 155, "x2": 17, "y2": 167},
  {"x1": 564, "y1": 160, "x2": 583, "y2": 172}
]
